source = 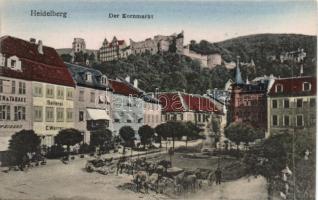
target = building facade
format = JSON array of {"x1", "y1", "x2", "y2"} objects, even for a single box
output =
[
  {"x1": 109, "y1": 78, "x2": 144, "y2": 136},
  {"x1": 143, "y1": 94, "x2": 162, "y2": 128},
  {"x1": 130, "y1": 31, "x2": 184, "y2": 55},
  {"x1": 182, "y1": 45, "x2": 222, "y2": 69},
  {"x1": 267, "y1": 76, "x2": 316, "y2": 137},
  {"x1": 0, "y1": 36, "x2": 76, "y2": 147},
  {"x1": 229, "y1": 61, "x2": 270, "y2": 131},
  {"x1": 66, "y1": 63, "x2": 112, "y2": 144},
  {"x1": 158, "y1": 92, "x2": 221, "y2": 136},
  {"x1": 99, "y1": 37, "x2": 129, "y2": 62},
  {"x1": 72, "y1": 38, "x2": 86, "y2": 53}
]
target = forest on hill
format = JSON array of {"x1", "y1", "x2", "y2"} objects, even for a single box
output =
[{"x1": 81, "y1": 34, "x2": 316, "y2": 94}]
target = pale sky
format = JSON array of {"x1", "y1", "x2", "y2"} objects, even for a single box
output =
[{"x1": 0, "y1": 0, "x2": 316, "y2": 49}]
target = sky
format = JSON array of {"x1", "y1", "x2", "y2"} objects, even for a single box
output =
[{"x1": 0, "y1": 0, "x2": 316, "y2": 49}]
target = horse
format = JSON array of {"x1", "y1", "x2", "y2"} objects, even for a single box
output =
[{"x1": 133, "y1": 171, "x2": 148, "y2": 193}]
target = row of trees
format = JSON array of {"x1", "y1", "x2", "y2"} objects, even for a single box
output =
[{"x1": 7, "y1": 121, "x2": 203, "y2": 165}]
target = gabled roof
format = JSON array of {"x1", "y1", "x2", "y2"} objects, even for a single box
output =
[
  {"x1": 65, "y1": 62, "x2": 111, "y2": 90},
  {"x1": 268, "y1": 76, "x2": 316, "y2": 97},
  {"x1": 0, "y1": 36, "x2": 75, "y2": 87},
  {"x1": 109, "y1": 79, "x2": 142, "y2": 97},
  {"x1": 158, "y1": 92, "x2": 221, "y2": 113}
]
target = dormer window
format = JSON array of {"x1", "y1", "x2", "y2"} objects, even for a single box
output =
[
  {"x1": 0, "y1": 53, "x2": 5, "y2": 67},
  {"x1": 303, "y1": 82, "x2": 311, "y2": 92},
  {"x1": 7, "y1": 56, "x2": 22, "y2": 71},
  {"x1": 275, "y1": 84, "x2": 283, "y2": 93},
  {"x1": 101, "y1": 75, "x2": 107, "y2": 85},
  {"x1": 85, "y1": 72, "x2": 92, "y2": 82}
]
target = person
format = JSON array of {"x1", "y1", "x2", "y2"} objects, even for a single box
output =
[{"x1": 215, "y1": 167, "x2": 222, "y2": 185}]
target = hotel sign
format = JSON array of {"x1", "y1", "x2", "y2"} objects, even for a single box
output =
[
  {"x1": 47, "y1": 100, "x2": 63, "y2": 106},
  {"x1": 0, "y1": 95, "x2": 26, "y2": 103}
]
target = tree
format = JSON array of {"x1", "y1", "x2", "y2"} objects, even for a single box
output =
[
  {"x1": 9, "y1": 130, "x2": 41, "y2": 165},
  {"x1": 184, "y1": 121, "x2": 202, "y2": 147},
  {"x1": 138, "y1": 125, "x2": 154, "y2": 148},
  {"x1": 90, "y1": 129, "x2": 112, "y2": 153},
  {"x1": 60, "y1": 54, "x2": 73, "y2": 62},
  {"x1": 119, "y1": 126, "x2": 135, "y2": 154},
  {"x1": 55, "y1": 128, "x2": 83, "y2": 157},
  {"x1": 155, "y1": 123, "x2": 170, "y2": 147},
  {"x1": 224, "y1": 122, "x2": 243, "y2": 151},
  {"x1": 211, "y1": 117, "x2": 221, "y2": 147}
]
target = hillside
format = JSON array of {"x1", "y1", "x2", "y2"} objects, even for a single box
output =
[{"x1": 89, "y1": 34, "x2": 317, "y2": 94}]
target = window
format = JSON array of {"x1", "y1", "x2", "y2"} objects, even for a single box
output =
[
  {"x1": 284, "y1": 99, "x2": 289, "y2": 108},
  {"x1": 275, "y1": 84, "x2": 283, "y2": 93},
  {"x1": 46, "y1": 85, "x2": 54, "y2": 98},
  {"x1": 283, "y1": 115, "x2": 290, "y2": 126},
  {"x1": 14, "y1": 106, "x2": 26, "y2": 121},
  {"x1": 90, "y1": 92, "x2": 95, "y2": 103},
  {"x1": 296, "y1": 99, "x2": 303, "y2": 108},
  {"x1": 66, "y1": 89, "x2": 73, "y2": 100},
  {"x1": 85, "y1": 72, "x2": 92, "y2": 82},
  {"x1": 272, "y1": 115, "x2": 278, "y2": 126},
  {"x1": 56, "y1": 108, "x2": 64, "y2": 122},
  {"x1": 11, "y1": 60, "x2": 16, "y2": 67},
  {"x1": 310, "y1": 98, "x2": 316, "y2": 107},
  {"x1": 0, "y1": 105, "x2": 10, "y2": 120},
  {"x1": 296, "y1": 115, "x2": 303, "y2": 127},
  {"x1": 303, "y1": 82, "x2": 311, "y2": 91},
  {"x1": 79, "y1": 111, "x2": 84, "y2": 121},
  {"x1": 79, "y1": 90, "x2": 84, "y2": 101},
  {"x1": 33, "y1": 85, "x2": 43, "y2": 97},
  {"x1": 0, "y1": 80, "x2": 3, "y2": 93},
  {"x1": 46, "y1": 107, "x2": 54, "y2": 122},
  {"x1": 272, "y1": 99, "x2": 278, "y2": 109},
  {"x1": 57, "y1": 87, "x2": 64, "y2": 99},
  {"x1": 114, "y1": 119, "x2": 120, "y2": 123},
  {"x1": 34, "y1": 106, "x2": 43, "y2": 122},
  {"x1": 18, "y1": 82, "x2": 26, "y2": 94},
  {"x1": 127, "y1": 119, "x2": 132, "y2": 123},
  {"x1": 66, "y1": 109, "x2": 73, "y2": 122},
  {"x1": 11, "y1": 81, "x2": 15, "y2": 94}
]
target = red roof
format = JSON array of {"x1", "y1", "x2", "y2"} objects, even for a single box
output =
[
  {"x1": 269, "y1": 76, "x2": 316, "y2": 96},
  {"x1": 0, "y1": 36, "x2": 75, "y2": 87},
  {"x1": 159, "y1": 92, "x2": 220, "y2": 113},
  {"x1": 109, "y1": 79, "x2": 141, "y2": 96},
  {"x1": 182, "y1": 94, "x2": 220, "y2": 113},
  {"x1": 158, "y1": 93, "x2": 185, "y2": 112},
  {"x1": 108, "y1": 40, "x2": 125, "y2": 48}
]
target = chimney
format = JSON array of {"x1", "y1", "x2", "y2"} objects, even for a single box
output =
[
  {"x1": 133, "y1": 79, "x2": 138, "y2": 88},
  {"x1": 30, "y1": 38, "x2": 36, "y2": 44},
  {"x1": 37, "y1": 40, "x2": 43, "y2": 54},
  {"x1": 125, "y1": 76, "x2": 130, "y2": 83}
]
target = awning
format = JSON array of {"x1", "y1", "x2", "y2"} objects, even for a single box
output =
[{"x1": 86, "y1": 108, "x2": 110, "y2": 120}]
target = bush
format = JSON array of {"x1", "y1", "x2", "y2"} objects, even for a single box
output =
[{"x1": 174, "y1": 143, "x2": 203, "y2": 153}]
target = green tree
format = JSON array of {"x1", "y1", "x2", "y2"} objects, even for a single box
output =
[
  {"x1": 9, "y1": 130, "x2": 41, "y2": 165},
  {"x1": 119, "y1": 126, "x2": 135, "y2": 154},
  {"x1": 60, "y1": 54, "x2": 73, "y2": 62},
  {"x1": 155, "y1": 123, "x2": 170, "y2": 147},
  {"x1": 138, "y1": 125, "x2": 154, "y2": 148},
  {"x1": 55, "y1": 128, "x2": 83, "y2": 157},
  {"x1": 90, "y1": 129, "x2": 112, "y2": 153},
  {"x1": 224, "y1": 122, "x2": 243, "y2": 150}
]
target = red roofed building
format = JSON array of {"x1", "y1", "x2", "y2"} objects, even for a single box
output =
[
  {"x1": 158, "y1": 92, "x2": 222, "y2": 136},
  {"x1": 267, "y1": 76, "x2": 316, "y2": 137},
  {"x1": 0, "y1": 36, "x2": 76, "y2": 149},
  {"x1": 99, "y1": 37, "x2": 130, "y2": 62}
]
